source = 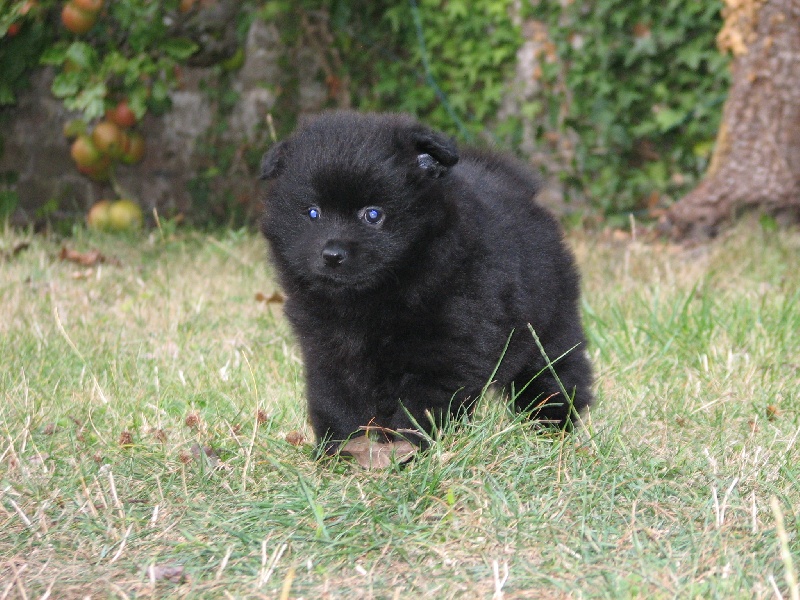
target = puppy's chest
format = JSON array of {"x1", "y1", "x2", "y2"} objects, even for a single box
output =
[{"x1": 312, "y1": 314, "x2": 428, "y2": 370}]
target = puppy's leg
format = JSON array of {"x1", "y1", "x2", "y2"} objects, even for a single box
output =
[
  {"x1": 305, "y1": 368, "x2": 376, "y2": 454},
  {"x1": 511, "y1": 350, "x2": 593, "y2": 428},
  {"x1": 380, "y1": 374, "x2": 478, "y2": 445}
]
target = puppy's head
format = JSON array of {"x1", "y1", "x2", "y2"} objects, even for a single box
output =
[{"x1": 260, "y1": 112, "x2": 459, "y2": 294}]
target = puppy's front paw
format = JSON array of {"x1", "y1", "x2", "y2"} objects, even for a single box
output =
[{"x1": 339, "y1": 436, "x2": 417, "y2": 469}]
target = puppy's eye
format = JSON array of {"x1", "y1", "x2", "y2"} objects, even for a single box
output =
[
  {"x1": 307, "y1": 207, "x2": 321, "y2": 221},
  {"x1": 417, "y1": 153, "x2": 437, "y2": 170},
  {"x1": 360, "y1": 207, "x2": 384, "y2": 226}
]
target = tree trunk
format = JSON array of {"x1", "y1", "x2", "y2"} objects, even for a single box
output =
[{"x1": 665, "y1": 0, "x2": 800, "y2": 238}]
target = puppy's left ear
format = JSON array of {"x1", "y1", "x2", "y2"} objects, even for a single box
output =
[
  {"x1": 260, "y1": 141, "x2": 287, "y2": 180},
  {"x1": 411, "y1": 129, "x2": 459, "y2": 178}
]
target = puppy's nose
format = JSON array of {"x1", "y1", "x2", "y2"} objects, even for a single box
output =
[{"x1": 322, "y1": 242, "x2": 347, "y2": 267}]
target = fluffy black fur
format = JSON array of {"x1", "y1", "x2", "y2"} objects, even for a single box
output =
[{"x1": 260, "y1": 111, "x2": 593, "y2": 452}]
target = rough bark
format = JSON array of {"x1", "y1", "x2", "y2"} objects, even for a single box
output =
[{"x1": 666, "y1": 0, "x2": 800, "y2": 238}]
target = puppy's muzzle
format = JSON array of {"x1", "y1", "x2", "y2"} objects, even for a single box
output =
[{"x1": 322, "y1": 241, "x2": 348, "y2": 267}]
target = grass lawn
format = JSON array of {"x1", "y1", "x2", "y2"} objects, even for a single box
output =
[{"x1": 1, "y1": 221, "x2": 799, "y2": 599}]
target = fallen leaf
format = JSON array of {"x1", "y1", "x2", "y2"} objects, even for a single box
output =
[
  {"x1": 190, "y1": 443, "x2": 220, "y2": 468},
  {"x1": 340, "y1": 436, "x2": 417, "y2": 470},
  {"x1": 1, "y1": 242, "x2": 31, "y2": 261},
  {"x1": 285, "y1": 430, "x2": 305, "y2": 446},
  {"x1": 767, "y1": 405, "x2": 780, "y2": 421},
  {"x1": 12, "y1": 241, "x2": 30, "y2": 256},
  {"x1": 59, "y1": 246, "x2": 120, "y2": 267},
  {"x1": 148, "y1": 564, "x2": 185, "y2": 583},
  {"x1": 255, "y1": 291, "x2": 285, "y2": 304}
]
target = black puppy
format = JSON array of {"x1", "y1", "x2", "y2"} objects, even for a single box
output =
[{"x1": 260, "y1": 112, "x2": 593, "y2": 452}]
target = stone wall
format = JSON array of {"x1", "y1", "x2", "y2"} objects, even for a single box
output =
[
  {"x1": 1, "y1": 16, "x2": 567, "y2": 227},
  {"x1": 1, "y1": 17, "x2": 290, "y2": 227}
]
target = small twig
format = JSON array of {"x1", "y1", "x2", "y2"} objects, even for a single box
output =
[
  {"x1": 492, "y1": 560, "x2": 509, "y2": 599},
  {"x1": 718, "y1": 477, "x2": 739, "y2": 527},
  {"x1": 771, "y1": 496, "x2": 800, "y2": 600},
  {"x1": 711, "y1": 485, "x2": 720, "y2": 528},
  {"x1": 769, "y1": 574, "x2": 785, "y2": 599},
  {"x1": 107, "y1": 469, "x2": 125, "y2": 520},
  {"x1": 258, "y1": 542, "x2": 287, "y2": 588},
  {"x1": 278, "y1": 566, "x2": 296, "y2": 600},
  {"x1": 109, "y1": 524, "x2": 133, "y2": 564},
  {"x1": 215, "y1": 545, "x2": 234, "y2": 581},
  {"x1": 39, "y1": 577, "x2": 56, "y2": 600},
  {"x1": 7, "y1": 498, "x2": 32, "y2": 528},
  {"x1": 8, "y1": 561, "x2": 28, "y2": 600}
]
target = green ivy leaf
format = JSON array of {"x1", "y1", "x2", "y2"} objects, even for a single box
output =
[
  {"x1": 64, "y1": 81, "x2": 107, "y2": 120},
  {"x1": 40, "y1": 45, "x2": 68, "y2": 66},
  {"x1": 160, "y1": 38, "x2": 199, "y2": 61},
  {"x1": 654, "y1": 108, "x2": 685, "y2": 132},
  {"x1": 51, "y1": 72, "x2": 81, "y2": 98},
  {"x1": 65, "y1": 42, "x2": 97, "y2": 70}
]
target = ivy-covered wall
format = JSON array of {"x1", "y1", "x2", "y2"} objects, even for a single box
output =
[
  {"x1": 311, "y1": 0, "x2": 729, "y2": 219},
  {"x1": 1, "y1": 0, "x2": 729, "y2": 228},
  {"x1": 0, "y1": 16, "x2": 285, "y2": 229}
]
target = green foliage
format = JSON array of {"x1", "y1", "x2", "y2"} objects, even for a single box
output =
[
  {"x1": 1, "y1": 0, "x2": 256, "y2": 227},
  {"x1": 526, "y1": 0, "x2": 730, "y2": 214},
  {"x1": 38, "y1": 1, "x2": 198, "y2": 121},
  {"x1": 267, "y1": 0, "x2": 729, "y2": 216},
  {"x1": 264, "y1": 0, "x2": 522, "y2": 141},
  {"x1": 0, "y1": 2, "x2": 53, "y2": 105},
  {"x1": 358, "y1": 0, "x2": 521, "y2": 139}
]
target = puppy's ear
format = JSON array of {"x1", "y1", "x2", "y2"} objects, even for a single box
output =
[
  {"x1": 260, "y1": 141, "x2": 287, "y2": 180},
  {"x1": 411, "y1": 129, "x2": 459, "y2": 178}
]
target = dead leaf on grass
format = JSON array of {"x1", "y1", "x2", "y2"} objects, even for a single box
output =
[
  {"x1": 8, "y1": 241, "x2": 31, "y2": 259},
  {"x1": 59, "y1": 246, "x2": 121, "y2": 267},
  {"x1": 340, "y1": 436, "x2": 417, "y2": 470},
  {"x1": 1, "y1": 241, "x2": 31, "y2": 260},
  {"x1": 148, "y1": 564, "x2": 186, "y2": 583},
  {"x1": 13, "y1": 241, "x2": 31, "y2": 255},
  {"x1": 255, "y1": 291, "x2": 285, "y2": 304},
  {"x1": 285, "y1": 430, "x2": 305, "y2": 446},
  {"x1": 190, "y1": 443, "x2": 220, "y2": 468}
]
